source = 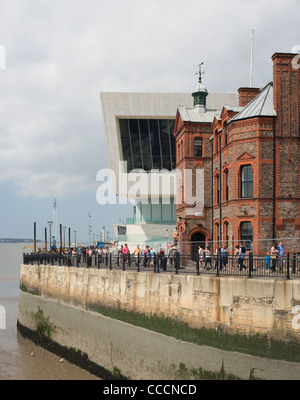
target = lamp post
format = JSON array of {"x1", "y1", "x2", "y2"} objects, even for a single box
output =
[
  {"x1": 74, "y1": 230, "x2": 77, "y2": 248},
  {"x1": 47, "y1": 221, "x2": 53, "y2": 251},
  {"x1": 166, "y1": 228, "x2": 169, "y2": 249},
  {"x1": 88, "y1": 212, "x2": 92, "y2": 250},
  {"x1": 63, "y1": 226, "x2": 66, "y2": 250}
]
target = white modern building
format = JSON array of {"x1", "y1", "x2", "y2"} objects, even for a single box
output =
[{"x1": 100, "y1": 90, "x2": 239, "y2": 249}]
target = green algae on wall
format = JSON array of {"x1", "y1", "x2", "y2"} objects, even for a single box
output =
[{"x1": 95, "y1": 305, "x2": 300, "y2": 364}]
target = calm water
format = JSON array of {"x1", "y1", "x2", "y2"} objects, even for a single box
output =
[{"x1": 0, "y1": 243, "x2": 99, "y2": 380}]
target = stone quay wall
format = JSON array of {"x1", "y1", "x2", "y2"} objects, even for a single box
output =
[{"x1": 18, "y1": 264, "x2": 300, "y2": 380}]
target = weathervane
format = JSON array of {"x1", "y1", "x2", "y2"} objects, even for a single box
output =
[{"x1": 195, "y1": 62, "x2": 205, "y2": 83}]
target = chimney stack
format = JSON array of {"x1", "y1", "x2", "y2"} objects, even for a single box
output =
[{"x1": 238, "y1": 87, "x2": 260, "y2": 107}]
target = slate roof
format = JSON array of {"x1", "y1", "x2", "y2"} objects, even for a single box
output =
[{"x1": 229, "y1": 82, "x2": 276, "y2": 123}]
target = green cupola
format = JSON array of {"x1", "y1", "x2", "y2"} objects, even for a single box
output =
[{"x1": 192, "y1": 62, "x2": 208, "y2": 111}]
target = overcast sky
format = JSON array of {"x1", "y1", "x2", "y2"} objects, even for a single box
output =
[{"x1": 0, "y1": 0, "x2": 299, "y2": 243}]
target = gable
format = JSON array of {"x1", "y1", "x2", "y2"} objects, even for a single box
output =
[
  {"x1": 174, "y1": 109, "x2": 184, "y2": 136},
  {"x1": 237, "y1": 151, "x2": 255, "y2": 161}
]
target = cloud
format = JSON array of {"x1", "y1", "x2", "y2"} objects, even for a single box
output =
[{"x1": 0, "y1": 0, "x2": 299, "y2": 203}]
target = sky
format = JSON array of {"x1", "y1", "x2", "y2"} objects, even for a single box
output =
[{"x1": 0, "y1": 0, "x2": 299, "y2": 244}]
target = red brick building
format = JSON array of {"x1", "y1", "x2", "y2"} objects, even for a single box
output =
[{"x1": 174, "y1": 53, "x2": 300, "y2": 257}]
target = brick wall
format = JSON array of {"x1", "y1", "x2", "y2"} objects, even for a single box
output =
[{"x1": 174, "y1": 53, "x2": 300, "y2": 256}]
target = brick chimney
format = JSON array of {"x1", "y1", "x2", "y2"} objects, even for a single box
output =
[
  {"x1": 238, "y1": 87, "x2": 260, "y2": 107},
  {"x1": 272, "y1": 52, "x2": 300, "y2": 137}
]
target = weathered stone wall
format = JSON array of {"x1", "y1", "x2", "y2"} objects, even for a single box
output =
[
  {"x1": 19, "y1": 264, "x2": 300, "y2": 342},
  {"x1": 18, "y1": 289, "x2": 300, "y2": 380}
]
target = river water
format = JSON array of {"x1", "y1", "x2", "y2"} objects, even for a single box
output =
[{"x1": 0, "y1": 243, "x2": 99, "y2": 380}]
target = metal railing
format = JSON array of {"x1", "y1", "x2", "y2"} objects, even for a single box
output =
[{"x1": 23, "y1": 251, "x2": 300, "y2": 279}]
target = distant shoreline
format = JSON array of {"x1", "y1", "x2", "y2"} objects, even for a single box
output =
[{"x1": 0, "y1": 239, "x2": 43, "y2": 244}]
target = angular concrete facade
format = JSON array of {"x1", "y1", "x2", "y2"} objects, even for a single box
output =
[{"x1": 100, "y1": 91, "x2": 238, "y2": 249}]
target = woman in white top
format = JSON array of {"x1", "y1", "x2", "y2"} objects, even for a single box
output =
[
  {"x1": 270, "y1": 243, "x2": 278, "y2": 272},
  {"x1": 198, "y1": 246, "x2": 204, "y2": 269}
]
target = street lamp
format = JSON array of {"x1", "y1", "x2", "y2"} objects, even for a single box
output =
[
  {"x1": 48, "y1": 221, "x2": 53, "y2": 251},
  {"x1": 88, "y1": 212, "x2": 92, "y2": 250},
  {"x1": 63, "y1": 226, "x2": 66, "y2": 249}
]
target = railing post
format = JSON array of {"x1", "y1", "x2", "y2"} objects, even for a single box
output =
[
  {"x1": 286, "y1": 252, "x2": 290, "y2": 280},
  {"x1": 109, "y1": 253, "x2": 112, "y2": 270},
  {"x1": 248, "y1": 252, "x2": 253, "y2": 279},
  {"x1": 196, "y1": 252, "x2": 200, "y2": 276},
  {"x1": 175, "y1": 253, "x2": 179, "y2": 275},
  {"x1": 293, "y1": 252, "x2": 296, "y2": 274},
  {"x1": 216, "y1": 253, "x2": 220, "y2": 277},
  {"x1": 123, "y1": 253, "x2": 125, "y2": 271},
  {"x1": 137, "y1": 254, "x2": 140, "y2": 272}
]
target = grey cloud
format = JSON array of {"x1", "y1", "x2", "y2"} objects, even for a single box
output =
[{"x1": 0, "y1": 0, "x2": 299, "y2": 201}]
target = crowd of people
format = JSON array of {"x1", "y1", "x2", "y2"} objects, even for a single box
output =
[
  {"x1": 117, "y1": 243, "x2": 178, "y2": 269},
  {"x1": 198, "y1": 240, "x2": 287, "y2": 272},
  {"x1": 44, "y1": 240, "x2": 293, "y2": 274}
]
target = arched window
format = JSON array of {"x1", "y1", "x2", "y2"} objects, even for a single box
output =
[
  {"x1": 215, "y1": 174, "x2": 220, "y2": 204},
  {"x1": 224, "y1": 221, "x2": 229, "y2": 245},
  {"x1": 215, "y1": 222, "x2": 220, "y2": 245},
  {"x1": 240, "y1": 222, "x2": 253, "y2": 250},
  {"x1": 224, "y1": 169, "x2": 229, "y2": 201},
  {"x1": 241, "y1": 165, "x2": 253, "y2": 198}
]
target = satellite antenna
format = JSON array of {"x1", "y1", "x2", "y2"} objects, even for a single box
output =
[{"x1": 250, "y1": 30, "x2": 255, "y2": 87}]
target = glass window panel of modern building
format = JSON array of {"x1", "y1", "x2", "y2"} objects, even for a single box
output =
[{"x1": 119, "y1": 118, "x2": 176, "y2": 172}]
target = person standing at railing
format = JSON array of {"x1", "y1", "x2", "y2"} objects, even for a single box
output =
[
  {"x1": 149, "y1": 248, "x2": 155, "y2": 267},
  {"x1": 265, "y1": 252, "x2": 271, "y2": 271},
  {"x1": 238, "y1": 243, "x2": 246, "y2": 271},
  {"x1": 220, "y1": 244, "x2": 228, "y2": 270},
  {"x1": 278, "y1": 241, "x2": 285, "y2": 272},
  {"x1": 204, "y1": 246, "x2": 212, "y2": 270},
  {"x1": 122, "y1": 243, "x2": 130, "y2": 266},
  {"x1": 198, "y1": 246, "x2": 204, "y2": 269},
  {"x1": 234, "y1": 245, "x2": 240, "y2": 268},
  {"x1": 133, "y1": 244, "x2": 141, "y2": 266},
  {"x1": 77, "y1": 246, "x2": 82, "y2": 263},
  {"x1": 270, "y1": 242, "x2": 278, "y2": 272}
]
